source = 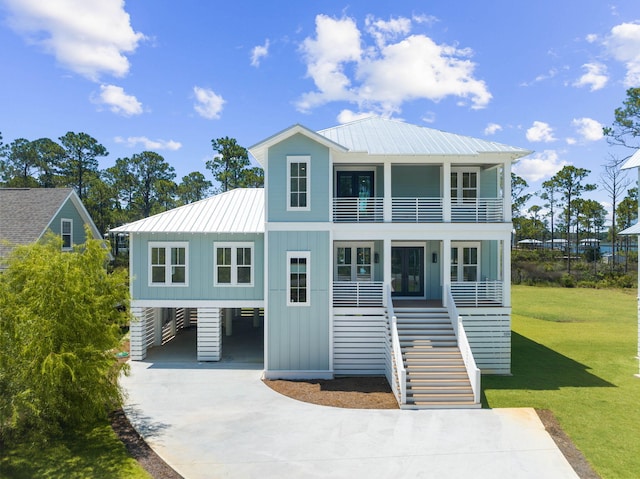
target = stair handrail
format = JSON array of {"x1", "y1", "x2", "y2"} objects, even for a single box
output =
[
  {"x1": 446, "y1": 286, "x2": 481, "y2": 404},
  {"x1": 386, "y1": 284, "x2": 406, "y2": 405}
]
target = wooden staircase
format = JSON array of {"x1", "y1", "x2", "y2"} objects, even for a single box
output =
[{"x1": 394, "y1": 306, "x2": 480, "y2": 409}]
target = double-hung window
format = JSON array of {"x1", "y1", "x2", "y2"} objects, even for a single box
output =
[
  {"x1": 61, "y1": 219, "x2": 73, "y2": 250},
  {"x1": 451, "y1": 242, "x2": 480, "y2": 282},
  {"x1": 214, "y1": 242, "x2": 254, "y2": 286},
  {"x1": 287, "y1": 251, "x2": 310, "y2": 306},
  {"x1": 287, "y1": 156, "x2": 310, "y2": 211},
  {"x1": 451, "y1": 168, "x2": 479, "y2": 201},
  {"x1": 149, "y1": 242, "x2": 188, "y2": 286}
]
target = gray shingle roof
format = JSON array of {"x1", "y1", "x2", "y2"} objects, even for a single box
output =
[{"x1": 0, "y1": 188, "x2": 75, "y2": 258}]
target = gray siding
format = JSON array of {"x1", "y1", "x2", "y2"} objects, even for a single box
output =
[
  {"x1": 267, "y1": 230, "x2": 330, "y2": 371},
  {"x1": 267, "y1": 134, "x2": 331, "y2": 222},
  {"x1": 131, "y1": 232, "x2": 264, "y2": 301}
]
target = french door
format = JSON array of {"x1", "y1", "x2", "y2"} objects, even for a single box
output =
[
  {"x1": 336, "y1": 171, "x2": 374, "y2": 199},
  {"x1": 451, "y1": 242, "x2": 480, "y2": 282},
  {"x1": 335, "y1": 243, "x2": 373, "y2": 282},
  {"x1": 391, "y1": 247, "x2": 424, "y2": 297}
]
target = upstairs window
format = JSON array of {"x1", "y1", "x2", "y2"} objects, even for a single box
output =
[
  {"x1": 287, "y1": 156, "x2": 310, "y2": 211},
  {"x1": 61, "y1": 219, "x2": 73, "y2": 250},
  {"x1": 149, "y1": 242, "x2": 188, "y2": 286},
  {"x1": 451, "y1": 169, "x2": 478, "y2": 201},
  {"x1": 287, "y1": 251, "x2": 310, "y2": 306},
  {"x1": 214, "y1": 242, "x2": 254, "y2": 286}
]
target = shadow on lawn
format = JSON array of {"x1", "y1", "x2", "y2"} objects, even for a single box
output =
[{"x1": 482, "y1": 332, "x2": 614, "y2": 395}]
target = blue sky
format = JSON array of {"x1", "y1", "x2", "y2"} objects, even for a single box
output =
[{"x1": 1, "y1": 1, "x2": 639, "y2": 212}]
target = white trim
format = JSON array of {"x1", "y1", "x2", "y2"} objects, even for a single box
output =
[
  {"x1": 451, "y1": 241, "x2": 481, "y2": 282},
  {"x1": 334, "y1": 242, "x2": 375, "y2": 282},
  {"x1": 131, "y1": 299, "x2": 265, "y2": 308},
  {"x1": 148, "y1": 241, "x2": 189, "y2": 287},
  {"x1": 286, "y1": 251, "x2": 311, "y2": 307},
  {"x1": 451, "y1": 167, "x2": 480, "y2": 201},
  {"x1": 286, "y1": 155, "x2": 311, "y2": 212},
  {"x1": 213, "y1": 242, "x2": 255, "y2": 287},
  {"x1": 61, "y1": 218, "x2": 73, "y2": 250}
]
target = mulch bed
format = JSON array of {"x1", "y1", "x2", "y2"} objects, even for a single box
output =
[{"x1": 112, "y1": 378, "x2": 600, "y2": 479}]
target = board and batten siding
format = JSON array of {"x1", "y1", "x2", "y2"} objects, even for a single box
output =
[
  {"x1": 267, "y1": 133, "x2": 331, "y2": 223},
  {"x1": 130, "y1": 232, "x2": 264, "y2": 301},
  {"x1": 51, "y1": 199, "x2": 90, "y2": 245},
  {"x1": 460, "y1": 307, "x2": 511, "y2": 374},
  {"x1": 266, "y1": 230, "x2": 330, "y2": 374}
]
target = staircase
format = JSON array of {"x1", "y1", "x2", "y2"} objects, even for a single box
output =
[{"x1": 394, "y1": 306, "x2": 480, "y2": 409}]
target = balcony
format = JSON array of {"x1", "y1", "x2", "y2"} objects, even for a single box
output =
[
  {"x1": 332, "y1": 197, "x2": 504, "y2": 223},
  {"x1": 450, "y1": 281, "x2": 503, "y2": 307}
]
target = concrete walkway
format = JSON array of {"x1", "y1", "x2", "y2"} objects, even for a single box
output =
[{"x1": 120, "y1": 333, "x2": 579, "y2": 479}]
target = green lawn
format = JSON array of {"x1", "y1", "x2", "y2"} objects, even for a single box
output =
[
  {"x1": 0, "y1": 422, "x2": 150, "y2": 479},
  {"x1": 483, "y1": 285, "x2": 640, "y2": 479}
]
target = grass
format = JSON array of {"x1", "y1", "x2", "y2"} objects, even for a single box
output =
[
  {"x1": 0, "y1": 422, "x2": 150, "y2": 479},
  {"x1": 483, "y1": 285, "x2": 640, "y2": 479}
]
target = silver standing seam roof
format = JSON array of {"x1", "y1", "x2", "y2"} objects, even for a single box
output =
[
  {"x1": 621, "y1": 148, "x2": 640, "y2": 170},
  {"x1": 110, "y1": 188, "x2": 264, "y2": 234}
]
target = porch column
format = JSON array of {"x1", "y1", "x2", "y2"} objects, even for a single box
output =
[
  {"x1": 224, "y1": 308, "x2": 233, "y2": 336},
  {"x1": 384, "y1": 238, "x2": 392, "y2": 304},
  {"x1": 443, "y1": 163, "x2": 451, "y2": 222},
  {"x1": 502, "y1": 237, "x2": 511, "y2": 307},
  {"x1": 253, "y1": 308, "x2": 260, "y2": 328},
  {"x1": 384, "y1": 162, "x2": 392, "y2": 222},
  {"x1": 503, "y1": 162, "x2": 512, "y2": 222},
  {"x1": 130, "y1": 306, "x2": 149, "y2": 361},
  {"x1": 153, "y1": 308, "x2": 163, "y2": 346},
  {"x1": 443, "y1": 238, "x2": 451, "y2": 307},
  {"x1": 197, "y1": 307, "x2": 222, "y2": 361}
]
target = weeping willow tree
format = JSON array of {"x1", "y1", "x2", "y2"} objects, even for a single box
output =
[{"x1": 0, "y1": 230, "x2": 129, "y2": 443}]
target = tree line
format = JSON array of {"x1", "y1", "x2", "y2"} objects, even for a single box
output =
[{"x1": 0, "y1": 133, "x2": 263, "y2": 234}]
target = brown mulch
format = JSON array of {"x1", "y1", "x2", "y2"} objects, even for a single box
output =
[{"x1": 112, "y1": 377, "x2": 599, "y2": 479}]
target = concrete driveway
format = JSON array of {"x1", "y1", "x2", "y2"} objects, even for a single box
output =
[{"x1": 120, "y1": 334, "x2": 579, "y2": 479}]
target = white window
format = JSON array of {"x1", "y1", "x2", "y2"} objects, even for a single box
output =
[
  {"x1": 451, "y1": 168, "x2": 479, "y2": 201},
  {"x1": 61, "y1": 219, "x2": 73, "y2": 250},
  {"x1": 451, "y1": 242, "x2": 480, "y2": 282},
  {"x1": 214, "y1": 242, "x2": 254, "y2": 286},
  {"x1": 287, "y1": 156, "x2": 310, "y2": 211},
  {"x1": 149, "y1": 242, "x2": 188, "y2": 286},
  {"x1": 335, "y1": 243, "x2": 373, "y2": 282},
  {"x1": 287, "y1": 251, "x2": 310, "y2": 306}
]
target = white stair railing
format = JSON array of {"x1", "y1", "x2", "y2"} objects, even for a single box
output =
[
  {"x1": 446, "y1": 286, "x2": 481, "y2": 404},
  {"x1": 386, "y1": 284, "x2": 406, "y2": 405}
]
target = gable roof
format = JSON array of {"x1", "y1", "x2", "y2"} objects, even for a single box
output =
[
  {"x1": 0, "y1": 188, "x2": 102, "y2": 258},
  {"x1": 110, "y1": 188, "x2": 265, "y2": 234},
  {"x1": 318, "y1": 117, "x2": 531, "y2": 158}
]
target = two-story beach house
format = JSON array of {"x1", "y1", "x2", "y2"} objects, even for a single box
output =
[{"x1": 113, "y1": 117, "x2": 531, "y2": 408}]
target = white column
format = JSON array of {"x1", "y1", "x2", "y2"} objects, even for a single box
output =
[
  {"x1": 197, "y1": 307, "x2": 221, "y2": 361},
  {"x1": 443, "y1": 238, "x2": 451, "y2": 306},
  {"x1": 503, "y1": 162, "x2": 512, "y2": 222},
  {"x1": 129, "y1": 306, "x2": 148, "y2": 361},
  {"x1": 153, "y1": 308, "x2": 163, "y2": 346},
  {"x1": 503, "y1": 237, "x2": 511, "y2": 307},
  {"x1": 384, "y1": 162, "x2": 392, "y2": 222},
  {"x1": 443, "y1": 163, "x2": 451, "y2": 222},
  {"x1": 384, "y1": 238, "x2": 392, "y2": 302}
]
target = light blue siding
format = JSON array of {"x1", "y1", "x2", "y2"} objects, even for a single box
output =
[
  {"x1": 481, "y1": 240, "x2": 499, "y2": 280},
  {"x1": 267, "y1": 133, "x2": 330, "y2": 222},
  {"x1": 426, "y1": 241, "x2": 442, "y2": 300},
  {"x1": 480, "y1": 168, "x2": 498, "y2": 198},
  {"x1": 51, "y1": 199, "x2": 90, "y2": 245},
  {"x1": 267, "y1": 230, "x2": 330, "y2": 371},
  {"x1": 392, "y1": 165, "x2": 440, "y2": 197},
  {"x1": 131, "y1": 232, "x2": 264, "y2": 301}
]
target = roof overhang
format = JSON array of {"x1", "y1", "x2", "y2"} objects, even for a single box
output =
[
  {"x1": 619, "y1": 223, "x2": 640, "y2": 235},
  {"x1": 621, "y1": 149, "x2": 640, "y2": 170},
  {"x1": 249, "y1": 124, "x2": 348, "y2": 166}
]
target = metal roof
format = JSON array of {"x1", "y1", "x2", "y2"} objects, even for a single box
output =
[
  {"x1": 318, "y1": 117, "x2": 531, "y2": 158},
  {"x1": 619, "y1": 222, "x2": 640, "y2": 235},
  {"x1": 110, "y1": 188, "x2": 264, "y2": 234},
  {"x1": 621, "y1": 149, "x2": 640, "y2": 170}
]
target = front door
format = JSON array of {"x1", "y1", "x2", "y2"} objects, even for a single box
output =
[
  {"x1": 391, "y1": 247, "x2": 424, "y2": 297},
  {"x1": 336, "y1": 171, "x2": 374, "y2": 199}
]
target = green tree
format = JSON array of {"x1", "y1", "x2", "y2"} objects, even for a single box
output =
[
  {"x1": 130, "y1": 151, "x2": 176, "y2": 218},
  {"x1": 83, "y1": 174, "x2": 120, "y2": 234},
  {"x1": 32, "y1": 137, "x2": 65, "y2": 187},
  {"x1": 604, "y1": 87, "x2": 640, "y2": 149},
  {"x1": 105, "y1": 157, "x2": 138, "y2": 222},
  {"x1": 539, "y1": 178, "x2": 560, "y2": 245},
  {"x1": 601, "y1": 154, "x2": 631, "y2": 268},
  {"x1": 58, "y1": 132, "x2": 108, "y2": 200},
  {"x1": 511, "y1": 172, "x2": 531, "y2": 218},
  {"x1": 239, "y1": 166, "x2": 264, "y2": 188},
  {"x1": 206, "y1": 137, "x2": 250, "y2": 192},
  {"x1": 1, "y1": 138, "x2": 40, "y2": 187},
  {"x1": 0, "y1": 232, "x2": 129, "y2": 443},
  {"x1": 616, "y1": 187, "x2": 638, "y2": 273},
  {"x1": 177, "y1": 171, "x2": 212, "y2": 204},
  {"x1": 549, "y1": 165, "x2": 597, "y2": 273}
]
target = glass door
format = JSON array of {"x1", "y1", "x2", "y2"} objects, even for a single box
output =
[
  {"x1": 451, "y1": 243, "x2": 479, "y2": 281},
  {"x1": 335, "y1": 243, "x2": 373, "y2": 282},
  {"x1": 391, "y1": 247, "x2": 424, "y2": 297}
]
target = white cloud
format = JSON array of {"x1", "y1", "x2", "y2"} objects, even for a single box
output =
[
  {"x1": 573, "y1": 63, "x2": 608, "y2": 91},
  {"x1": 585, "y1": 33, "x2": 598, "y2": 43},
  {"x1": 250, "y1": 39, "x2": 270, "y2": 67},
  {"x1": 115, "y1": 136, "x2": 182, "y2": 150},
  {"x1": 4, "y1": 0, "x2": 145, "y2": 81},
  {"x1": 526, "y1": 121, "x2": 556, "y2": 143},
  {"x1": 571, "y1": 117, "x2": 604, "y2": 142},
  {"x1": 193, "y1": 86, "x2": 225, "y2": 119},
  {"x1": 297, "y1": 14, "x2": 491, "y2": 115},
  {"x1": 94, "y1": 84, "x2": 142, "y2": 116},
  {"x1": 336, "y1": 109, "x2": 377, "y2": 124},
  {"x1": 484, "y1": 123, "x2": 502, "y2": 135},
  {"x1": 513, "y1": 150, "x2": 568, "y2": 182},
  {"x1": 605, "y1": 22, "x2": 640, "y2": 87}
]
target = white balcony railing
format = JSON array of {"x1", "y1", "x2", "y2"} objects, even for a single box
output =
[
  {"x1": 451, "y1": 198, "x2": 503, "y2": 222},
  {"x1": 391, "y1": 197, "x2": 443, "y2": 222},
  {"x1": 333, "y1": 198, "x2": 384, "y2": 222},
  {"x1": 450, "y1": 281, "x2": 503, "y2": 307},
  {"x1": 333, "y1": 281, "x2": 384, "y2": 307}
]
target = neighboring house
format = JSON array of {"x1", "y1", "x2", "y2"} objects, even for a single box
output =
[
  {"x1": 113, "y1": 117, "x2": 531, "y2": 408},
  {"x1": 0, "y1": 188, "x2": 104, "y2": 268},
  {"x1": 618, "y1": 149, "x2": 640, "y2": 378}
]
